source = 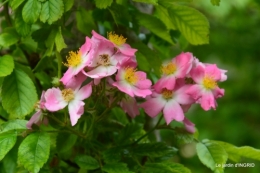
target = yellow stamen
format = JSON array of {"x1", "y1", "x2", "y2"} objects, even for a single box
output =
[
  {"x1": 124, "y1": 67, "x2": 138, "y2": 85},
  {"x1": 97, "y1": 54, "x2": 110, "y2": 66},
  {"x1": 108, "y1": 32, "x2": 127, "y2": 46},
  {"x1": 62, "y1": 88, "x2": 74, "y2": 102},
  {"x1": 203, "y1": 75, "x2": 217, "y2": 90},
  {"x1": 63, "y1": 51, "x2": 82, "y2": 67},
  {"x1": 162, "y1": 88, "x2": 173, "y2": 99},
  {"x1": 161, "y1": 62, "x2": 177, "y2": 75}
]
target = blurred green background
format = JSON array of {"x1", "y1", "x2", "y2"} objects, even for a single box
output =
[{"x1": 179, "y1": 0, "x2": 260, "y2": 172}]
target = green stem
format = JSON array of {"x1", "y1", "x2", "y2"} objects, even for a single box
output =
[
  {"x1": 3, "y1": 3, "x2": 12, "y2": 26},
  {"x1": 46, "y1": 114, "x2": 86, "y2": 139},
  {"x1": 55, "y1": 51, "x2": 62, "y2": 79},
  {"x1": 133, "y1": 115, "x2": 164, "y2": 145}
]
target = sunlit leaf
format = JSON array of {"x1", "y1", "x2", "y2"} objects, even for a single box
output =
[
  {"x1": 40, "y1": 0, "x2": 64, "y2": 24},
  {"x1": 95, "y1": 0, "x2": 113, "y2": 9},
  {"x1": 0, "y1": 55, "x2": 14, "y2": 77},
  {"x1": 22, "y1": 0, "x2": 41, "y2": 24},
  {"x1": 76, "y1": 8, "x2": 97, "y2": 36},
  {"x1": 144, "y1": 162, "x2": 191, "y2": 173},
  {"x1": 15, "y1": 10, "x2": 31, "y2": 37},
  {"x1": 0, "y1": 132, "x2": 17, "y2": 161},
  {"x1": 0, "y1": 32, "x2": 19, "y2": 47},
  {"x1": 75, "y1": 155, "x2": 100, "y2": 170},
  {"x1": 55, "y1": 27, "x2": 67, "y2": 52},
  {"x1": 0, "y1": 120, "x2": 28, "y2": 133},
  {"x1": 10, "y1": 0, "x2": 26, "y2": 10},
  {"x1": 63, "y1": 0, "x2": 74, "y2": 12},
  {"x1": 211, "y1": 0, "x2": 220, "y2": 6},
  {"x1": 133, "y1": 0, "x2": 158, "y2": 5}
]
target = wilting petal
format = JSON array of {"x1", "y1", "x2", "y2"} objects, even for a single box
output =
[
  {"x1": 183, "y1": 117, "x2": 195, "y2": 133},
  {"x1": 68, "y1": 100, "x2": 85, "y2": 126},
  {"x1": 140, "y1": 98, "x2": 165, "y2": 118},
  {"x1": 163, "y1": 100, "x2": 184, "y2": 124},
  {"x1": 44, "y1": 88, "x2": 67, "y2": 111},
  {"x1": 26, "y1": 111, "x2": 42, "y2": 129}
]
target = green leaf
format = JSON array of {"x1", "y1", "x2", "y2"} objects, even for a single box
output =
[
  {"x1": 0, "y1": 143, "x2": 18, "y2": 173},
  {"x1": 63, "y1": 0, "x2": 74, "y2": 12},
  {"x1": 22, "y1": 0, "x2": 41, "y2": 24},
  {"x1": 0, "y1": 120, "x2": 28, "y2": 133},
  {"x1": 136, "y1": 13, "x2": 174, "y2": 44},
  {"x1": 214, "y1": 140, "x2": 260, "y2": 162},
  {"x1": 133, "y1": 0, "x2": 158, "y2": 5},
  {"x1": 196, "y1": 139, "x2": 228, "y2": 173},
  {"x1": 55, "y1": 27, "x2": 67, "y2": 52},
  {"x1": 132, "y1": 142, "x2": 177, "y2": 157},
  {"x1": 40, "y1": 0, "x2": 64, "y2": 24},
  {"x1": 95, "y1": 0, "x2": 113, "y2": 9},
  {"x1": 0, "y1": 55, "x2": 14, "y2": 77},
  {"x1": 102, "y1": 163, "x2": 132, "y2": 173},
  {"x1": 2, "y1": 69, "x2": 37, "y2": 118},
  {"x1": 144, "y1": 162, "x2": 191, "y2": 173},
  {"x1": 18, "y1": 132, "x2": 50, "y2": 173},
  {"x1": 103, "y1": 147, "x2": 124, "y2": 163},
  {"x1": 167, "y1": 4, "x2": 209, "y2": 45},
  {"x1": 211, "y1": 0, "x2": 220, "y2": 6},
  {"x1": 155, "y1": 5, "x2": 176, "y2": 30},
  {"x1": 0, "y1": 32, "x2": 19, "y2": 47},
  {"x1": 76, "y1": 8, "x2": 97, "y2": 36},
  {"x1": 15, "y1": 11, "x2": 31, "y2": 37},
  {"x1": 115, "y1": 123, "x2": 143, "y2": 145},
  {"x1": 56, "y1": 133, "x2": 77, "y2": 153},
  {"x1": 10, "y1": 0, "x2": 26, "y2": 10},
  {"x1": 44, "y1": 28, "x2": 58, "y2": 56},
  {"x1": 0, "y1": 132, "x2": 17, "y2": 161},
  {"x1": 74, "y1": 155, "x2": 100, "y2": 170}
]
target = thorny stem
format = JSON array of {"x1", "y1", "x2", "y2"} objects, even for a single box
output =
[
  {"x1": 132, "y1": 115, "x2": 164, "y2": 145},
  {"x1": 46, "y1": 114, "x2": 86, "y2": 139}
]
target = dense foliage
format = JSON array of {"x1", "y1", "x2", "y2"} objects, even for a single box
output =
[{"x1": 0, "y1": 0, "x2": 259, "y2": 173}]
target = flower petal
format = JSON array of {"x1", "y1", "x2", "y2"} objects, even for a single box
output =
[
  {"x1": 175, "y1": 85, "x2": 195, "y2": 105},
  {"x1": 113, "y1": 81, "x2": 134, "y2": 97},
  {"x1": 44, "y1": 88, "x2": 67, "y2": 111},
  {"x1": 190, "y1": 65, "x2": 205, "y2": 84},
  {"x1": 75, "y1": 82, "x2": 92, "y2": 101},
  {"x1": 163, "y1": 100, "x2": 184, "y2": 124},
  {"x1": 174, "y1": 52, "x2": 193, "y2": 77},
  {"x1": 186, "y1": 84, "x2": 203, "y2": 100},
  {"x1": 68, "y1": 100, "x2": 85, "y2": 126},
  {"x1": 183, "y1": 117, "x2": 195, "y2": 133},
  {"x1": 205, "y1": 64, "x2": 221, "y2": 81},
  {"x1": 140, "y1": 98, "x2": 165, "y2": 118},
  {"x1": 200, "y1": 91, "x2": 216, "y2": 111},
  {"x1": 26, "y1": 111, "x2": 42, "y2": 129},
  {"x1": 154, "y1": 76, "x2": 176, "y2": 92}
]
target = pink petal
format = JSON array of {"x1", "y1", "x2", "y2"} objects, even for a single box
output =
[
  {"x1": 186, "y1": 84, "x2": 203, "y2": 100},
  {"x1": 220, "y1": 69, "x2": 228, "y2": 82},
  {"x1": 26, "y1": 111, "x2": 42, "y2": 129},
  {"x1": 213, "y1": 87, "x2": 224, "y2": 98},
  {"x1": 119, "y1": 44, "x2": 137, "y2": 56},
  {"x1": 120, "y1": 96, "x2": 139, "y2": 118},
  {"x1": 60, "y1": 68, "x2": 74, "y2": 85},
  {"x1": 80, "y1": 37, "x2": 92, "y2": 56},
  {"x1": 132, "y1": 87, "x2": 152, "y2": 98},
  {"x1": 174, "y1": 52, "x2": 193, "y2": 78},
  {"x1": 92, "y1": 30, "x2": 106, "y2": 40},
  {"x1": 68, "y1": 100, "x2": 85, "y2": 126},
  {"x1": 190, "y1": 65, "x2": 205, "y2": 84},
  {"x1": 113, "y1": 81, "x2": 134, "y2": 97},
  {"x1": 85, "y1": 66, "x2": 117, "y2": 78},
  {"x1": 75, "y1": 82, "x2": 92, "y2": 101},
  {"x1": 163, "y1": 100, "x2": 184, "y2": 124},
  {"x1": 183, "y1": 117, "x2": 195, "y2": 133},
  {"x1": 140, "y1": 98, "x2": 165, "y2": 118},
  {"x1": 66, "y1": 72, "x2": 87, "y2": 91},
  {"x1": 175, "y1": 85, "x2": 195, "y2": 105},
  {"x1": 200, "y1": 91, "x2": 216, "y2": 111},
  {"x1": 205, "y1": 64, "x2": 221, "y2": 81},
  {"x1": 154, "y1": 76, "x2": 176, "y2": 93},
  {"x1": 44, "y1": 88, "x2": 67, "y2": 111}
]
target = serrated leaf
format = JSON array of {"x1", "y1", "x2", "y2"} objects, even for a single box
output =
[
  {"x1": 56, "y1": 133, "x2": 77, "y2": 153},
  {"x1": 116, "y1": 123, "x2": 143, "y2": 145},
  {"x1": 18, "y1": 132, "x2": 50, "y2": 173},
  {"x1": 15, "y1": 11, "x2": 31, "y2": 37},
  {"x1": 0, "y1": 120, "x2": 28, "y2": 133},
  {"x1": 40, "y1": 0, "x2": 64, "y2": 24},
  {"x1": 103, "y1": 147, "x2": 123, "y2": 163},
  {"x1": 167, "y1": 4, "x2": 209, "y2": 45},
  {"x1": 144, "y1": 162, "x2": 191, "y2": 173},
  {"x1": 0, "y1": 132, "x2": 17, "y2": 161},
  {"x1": 10, "y1": 0, "x2": 26, "y2": 10},
  {"x1": 102, "y1": 163, "x2": 131, "y2": 173},
  {"x1": 95, "y1": 0, "x2": 113, "y2": 9},
  {"x1": 155, "y1": 5, "x2": 176, "y2": 30},
  {"x1": 211, "y1": 0, "x2": 220, "y2": 6},
  {"x1": 136, "y1": 13, "x2": 174, "y2": 44},
  {"x1": 0, "y1": 32, "x2": 19, "y2": 47},
  {"x1": 55, "y1": 27, "x2": 67, "y2": 52},
  {"x1": 75, "y1": 155, "x2": 100, "y2": 170},
  {"x1": 63, "y1": 0, "x2": 74, "y2": 12},
  {"x1": 196, "y1": 140, "x2": 228, "y2": 173},
  {"x1": 2, "y1": 69, "x2": 37, "y2": 118},
  {"x1": 76, "y1": 8, "x2": 97, "y2": 36},
  {"x1": 133, "y1": 0, "x2": 158, "y2": 5},
  {"x1": 132, "y1": 142, "x2": 177, "y2": 157},
  {"x1": 22, "y1": 0, "x2": 41, "y2": 24},
  {"x1": 0, "y1": 55, "x2": 14, "y2": 77},
  {"x1": 214, "y1": 140, "x2": 260, "y2": 162}
]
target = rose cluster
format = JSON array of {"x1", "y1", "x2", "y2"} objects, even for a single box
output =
[{"x1": 27, "y1": 30, "x2": 227, "y2": 133}]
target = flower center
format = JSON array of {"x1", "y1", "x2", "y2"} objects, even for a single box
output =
[
  {"x1": 203, "y1": 76, "x2": 217, "y2": 90},
  {"x1": 108, "y1": 32, "x2": 127, "y2": 46},
  {"x1": 161, "y1": 62, "x2": 177, "y2": 75},
  {"x1": 62, "y1": 88, "x2": 75, "y2": 102},
  {"x1": 63, "y1": 51, "x2": 82, "y2": 67},
  {"x1": 162, "y1": 88, "x2": 173, "y2": 99},
  {"x1": 97, "y1": 54, "x2": 110, "y2": 66},
  {"x1": 124, "y1": 67, "x2": 138, "y2": 85}
]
